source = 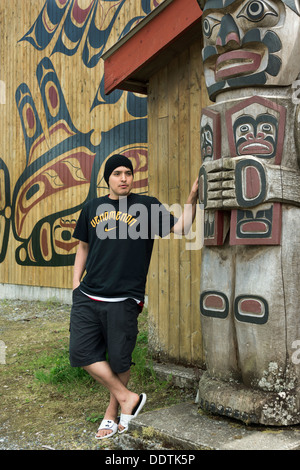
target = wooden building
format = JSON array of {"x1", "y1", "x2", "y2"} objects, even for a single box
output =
[
  {"x1": 0, "y1": 0, "x2": 208, "y2": 367},
  {"x1": 0, "y1": 0, "x2": 153, "y2": 297},
  {"x1": 103, "y1": 0, "x2": 209, "y2": 366}
]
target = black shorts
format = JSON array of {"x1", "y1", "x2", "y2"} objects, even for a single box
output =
[{"x1": 69, "y1": 288, "x2": 140, "y2": 373}]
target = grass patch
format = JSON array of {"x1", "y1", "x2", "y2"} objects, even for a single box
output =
[
  {"x1": 33, "y1": 347, "x2": 93, "y2": 386},
  {"x1": 31, "y1": 307, "x2": 160, "y2": 388}
]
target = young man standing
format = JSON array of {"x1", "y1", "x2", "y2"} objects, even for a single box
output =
[{"x1": 69, "y1": 154, "x2": 198, "y2": 439}]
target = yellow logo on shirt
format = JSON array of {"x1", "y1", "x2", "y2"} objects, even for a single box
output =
[
  {"x1": 104, "y1": 225, "x2": 116, "y2": 232},
  {"x1": 90, "y1": 210, "x2": 137, "y2": 228}
]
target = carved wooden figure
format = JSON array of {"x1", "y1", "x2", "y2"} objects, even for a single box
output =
[{"x1": 197, "y1": 0, "x2": 300, "y2": 425}]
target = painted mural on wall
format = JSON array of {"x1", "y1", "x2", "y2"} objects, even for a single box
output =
[
  {"x1": 197, "y1": 0, "x2": 300, "y2": 425},
  {"x1": 0, "y1": 0, "x2": 162, "y2": 271}
]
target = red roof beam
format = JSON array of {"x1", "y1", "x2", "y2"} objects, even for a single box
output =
[{"x1": 102, "y1": 0, "x2": 203, "y2": 95}]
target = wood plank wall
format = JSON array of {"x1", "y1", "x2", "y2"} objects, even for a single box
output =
[
  {"x1": 1, "y1": 0, "x2": 211, "y2": 367},
  {"x1": 147, "y1": 38, "x2": 211, "y2": 366},
  {"x1": 0, "y1": 0, "x2": 157, "y2": 291}
]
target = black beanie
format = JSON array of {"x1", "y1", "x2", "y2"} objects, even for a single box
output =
[{"x1": 104, "y1": 154, "x2": 134, "y2": 186}]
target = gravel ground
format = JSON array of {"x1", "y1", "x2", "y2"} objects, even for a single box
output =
[
  {"x1": 0, "y1": 299, "x2": 111, "y2": 450},
  {"x1": 0, "y1": 299, "x2": 193, "y2": 451}
]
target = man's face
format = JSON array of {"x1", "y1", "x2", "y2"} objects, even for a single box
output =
[
  {"x1": 201, "y1": 0, "x2": 300, "y2": 99},
  {"x1": 108, "y1": 166, "x2": 133, "y2": 199}
]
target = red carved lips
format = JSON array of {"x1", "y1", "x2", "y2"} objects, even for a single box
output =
[
  {"x1": 238, "y1": 140, "x2": 274, "y2": 155},
  {"x1": 215, "y1": 50, "x2": 262, "y2": 81}
]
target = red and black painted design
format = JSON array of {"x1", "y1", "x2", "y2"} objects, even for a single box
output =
[
  {"x1": 226, "y1": 96, "x2": 286, "y2": 245},
  {"x1": 200, "y1": 289, "x2": 269, "y2": 325},
  {"x1": 201, "y1": 0, "x2": 283, "y2": 99},
  {"x1": 0, "y1": 159, "x2": 11, "y2": 263},
  {"x1": 200, "y1": 107, "x2": 226, "y2": 245},
  {"x1": 234, "y1": 295, "x2": 269, "y2": 325},
  {"x1": 226, "y1": 96, "x2": 286, "y2": 165},
  {"x1": 0, "y1": 1, "x2": 153, "y2": 266},
  {"x1": 10, "y1": 58, "x2": 147, "y2": 266},
  {"x1": 200, "y1": 290, "x2": 229, "y2": 319}
]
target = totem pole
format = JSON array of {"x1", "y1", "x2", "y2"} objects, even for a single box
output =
[{"x1": 197, "y1": 0, "x2": 300, "y2": 425}]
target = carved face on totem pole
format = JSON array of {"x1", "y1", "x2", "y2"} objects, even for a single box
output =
[{"x1": 198, "y1": 0, "x2": 300, "y2": 99}]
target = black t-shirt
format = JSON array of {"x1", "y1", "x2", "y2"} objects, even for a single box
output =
[{"x1": 72, "y1": 193, "x2": 176, "y2": 301}]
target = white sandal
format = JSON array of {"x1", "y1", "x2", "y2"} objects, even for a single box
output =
[
  {"x1": 95, "y1": 419, "x2": 118, "y2": 440},
  {"x1": 118, "y1": 393, "x2": 147, "y2": 434}
]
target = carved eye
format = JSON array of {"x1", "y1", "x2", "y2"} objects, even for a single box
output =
[
  {"x1": 240, "y1": 124, "x2": 252, "y2": 133},
  {"x1": 203, "y1": 18, "x2": 211, "y2": 37},
  {"x1": 237, "y1": 0, "x2": 278, "y2": 22},
  {"x1": 247, "y1": 1, "x2": 265, "y2": 20},
  {"x1": 202, "y1": 16, "x2": 221, "y2": 38},
  {"x1": 261, "y1": 123, "x2": 272, "y2": 132}
]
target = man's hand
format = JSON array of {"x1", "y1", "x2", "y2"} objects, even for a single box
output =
[
  {"x1": 73, "y1": 241, "x2": 89, "y2": 289},
  {"x1": 171, "y1": 178, "x2": 199, "y2": 235}
]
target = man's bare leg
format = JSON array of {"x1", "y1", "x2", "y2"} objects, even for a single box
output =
[
  {"x1": 97, "y1": 370, "x2": 130, "y2": 438},
  {"x1": 83, "y1": 362, "x2": 139, "y2": 438}
]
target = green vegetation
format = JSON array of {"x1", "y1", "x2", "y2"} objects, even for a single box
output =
[
  {"x1": 31, "y1": 308, "x2": 160, "y2": 389},
  {"x1": 0, "y1": 300, "x2": 191, "y2": 449}
]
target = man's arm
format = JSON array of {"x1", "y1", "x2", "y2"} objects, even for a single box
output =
[
  {"x1": 73, "y1": 240, "x2": 89, "y2": 290},
  {"x1": 171, "y1": 178, "x2": 199, "y2": 235}
]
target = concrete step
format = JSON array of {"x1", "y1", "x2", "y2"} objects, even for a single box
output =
[{"x1": 116, "y1": 402, "x2": 300, "y2": 451}]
